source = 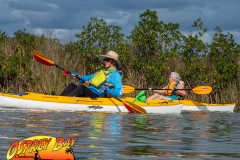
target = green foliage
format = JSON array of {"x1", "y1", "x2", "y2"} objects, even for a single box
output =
[
  {"x1": 13, "y1": 28, "x2": 37, "y2": 52},
  {"x1": 0, "y1": 29, "x2": 42, "y2": 90},
  {"x1": 192, "y1": 18, "x2": 207, "y2": 37},
  {"x1": 128, "y1": 9, "x2": 182, "y2": 85},
  {"x1": 207, "y1": 27, "x2": 240, "y2": 88},
  {"x1": 0, "y1": 48, "x2": 32, "y2": 80},
  {"x1": 178, "y1": 18, "x2": 208, "y2": 87},
  {"x1": 65, "y1": 17, "x2": 125, "y2": 72},
  {"x1": 0, "y1": 30, "x2": 8, "y2": 42}
]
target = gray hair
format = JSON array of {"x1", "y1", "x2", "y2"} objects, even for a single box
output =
[{"x1": 171, "y1": 72, "x2": 181, "y2": 81}]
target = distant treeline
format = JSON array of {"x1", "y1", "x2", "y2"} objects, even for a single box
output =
[{"x1": 0, "y1": 9, "x2": 239, "y2": 110}]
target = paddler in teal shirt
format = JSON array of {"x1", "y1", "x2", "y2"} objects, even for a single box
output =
[{"x1": 60, "y1": 51, "x2": 123, "y2": 98}]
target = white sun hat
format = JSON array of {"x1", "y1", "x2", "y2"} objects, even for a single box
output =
[{"x1": 98, "y1": 51, "x2": 122, "y2": 70}]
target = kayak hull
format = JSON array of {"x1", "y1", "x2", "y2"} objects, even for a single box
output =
[
  {"x1": 176, "y1": 100, "x2": 235, "y2": 112},
  {"x1": 0, "y1": 93, "x2": 183, "y2": 114}
]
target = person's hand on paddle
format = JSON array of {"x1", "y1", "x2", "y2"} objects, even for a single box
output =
[
  {"x1": 172, "y1": 87, "x2": 177, "y2": 92},
  {"x1": 71, "y1": 72, "x2": 81, "y2": 79},
  {"x1": 148, "y1": 86, "x2": 166, "y2": 94},
  {"x1": 98, "y1": 87, "x2": 107, "y2": 93}
]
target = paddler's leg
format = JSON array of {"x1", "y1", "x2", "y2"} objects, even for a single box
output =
[
  {"x1": 67, "y1": 85, "x2": 98, "y2": 98},
  {"x1": 147, "y1": 93, "x2": 172, "y2": 100},
  {"x1": 60, "y1": 83, "x2": 78, "y2": 96},
  {"x1": 147, "y1": 93, "x2": 161, "y2": 99}
]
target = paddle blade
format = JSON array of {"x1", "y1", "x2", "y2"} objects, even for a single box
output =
[
  {"x1": 33, "y1": 49, "x2": 54, "y2": 66},
  {"x1": 122, "y1": 85, "x2": 135, "y2": 94},
  {"x1": 192, "y1": 86, "x2": 212, "y2": 94},
  {"x1": 122, "y1": 100, "x2": 147, "y2": 113}
]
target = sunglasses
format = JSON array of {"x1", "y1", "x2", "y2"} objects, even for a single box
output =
[{"x1": 103, "y1": 58, "x2": 112, "y2": 62}]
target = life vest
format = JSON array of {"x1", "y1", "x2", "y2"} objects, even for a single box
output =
[
  {"x1": 89, "y1": 69, "x2": 122, "y2": 89},
  {"x1": 165, "y1": 81, "x2": 179, "y2": 96}
]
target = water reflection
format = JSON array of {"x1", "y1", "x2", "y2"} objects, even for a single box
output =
[{"x1": 0, "y1": 108, "x2": 240, "y2": 159}]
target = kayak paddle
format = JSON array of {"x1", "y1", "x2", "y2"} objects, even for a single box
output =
[
  {"x1": 123, "y1": 85, "x2": 212, "y2": 94},
  {"x1": 33, "y1": 49, "x2": 147, "y2": 114}
]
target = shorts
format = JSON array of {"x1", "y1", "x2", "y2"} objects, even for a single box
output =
[{"x1": 166, "y1": 96, "x2": 179, "y2": 100}]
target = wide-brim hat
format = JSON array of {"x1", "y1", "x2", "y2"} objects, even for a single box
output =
[{"x1": 98, "y1": 51, "x2": 122, "y2": 70}]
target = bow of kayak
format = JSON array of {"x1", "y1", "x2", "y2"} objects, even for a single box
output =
[{"x1": 177, "y1": 100, "x2": 235, "y2": 112}]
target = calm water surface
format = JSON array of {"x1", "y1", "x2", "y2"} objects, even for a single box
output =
[{"x1": 0, "y1": 108, "x2": 240, "y2": 160}]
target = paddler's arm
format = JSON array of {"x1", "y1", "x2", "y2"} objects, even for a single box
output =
[
  {"x1": 174, "y1": 83, "x2": 186, "y2": 96},
  {"x1": 149, "y1": 86, "x2": 167, "y2": 94},
  {"x1": 71, "y1": 72, "x2": 95, "y2": 84}
]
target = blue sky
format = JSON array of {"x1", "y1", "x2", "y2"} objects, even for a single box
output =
[{"x1": 1, "y1": 0, "x2": 240, "y2": 44}]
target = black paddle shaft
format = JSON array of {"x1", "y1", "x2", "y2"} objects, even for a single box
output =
[
  {"x1": 54, "y1": 64, "x2": 191, "y2": 91},
  {"x1": 53, "y1": 64, "x2": 99, "y2": 89},
  {"x1": 135, "y1": 88, "x2": 192, "y2": 91},
  {"x1": 54, "y1": 64, "x2": 71, "y2": 74}
]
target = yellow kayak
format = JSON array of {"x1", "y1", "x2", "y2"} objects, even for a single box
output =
[
  {"x1": 0, "y1": 92, "x2": 183, "y2": 114},
  {"x1": 145, "y1": 99, "x2": 235, "y2": 112}
]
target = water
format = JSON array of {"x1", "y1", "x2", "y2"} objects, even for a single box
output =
[{"x1": 1, "y1": 108, "x2": 240, "y2": 159}]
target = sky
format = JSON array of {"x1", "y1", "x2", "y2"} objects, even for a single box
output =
[{"x1": 1, "y1": 0, "x2": 240, "y2": 44}]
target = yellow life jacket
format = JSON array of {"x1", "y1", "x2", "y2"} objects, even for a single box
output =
[
  {"x1": 89, "y1": 70, "x2": 110, "y2": 88},
  {"x1": 165, "y1": 81, "x2": 179, "y2": 96}
]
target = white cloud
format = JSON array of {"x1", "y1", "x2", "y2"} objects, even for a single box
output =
[
  {"x1": 24, "y1": 19, "x2": 31, "y2": 25},
  {"x1": 102, "y1": 11, "x2": 132, "y2": 26},
  {"x1": 33, "y1": 28, "x2": 81, "y2": 44},
  {"x1": 104, "y1": 18, "x2": 118, "y2": 24},
  {"x1": 115, "y1": 11, "x2": 132, "y2": 25},
  {"x1": 34, "y1": 28, "x2": 44, "y2": 36},
  {"x1": 47, "y1": 3, "x2": 59, "y2": 10},
  {"x1": 200, "y1": 6, "x2": 216, "y2": 17},
  {"x1": 199, "y1": 32, "x2": 213, "y2": 44}
]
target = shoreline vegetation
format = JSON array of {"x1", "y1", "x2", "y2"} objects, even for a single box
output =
[{"x1": 0, "y1": 10, "x2": 239, "y2": 110}]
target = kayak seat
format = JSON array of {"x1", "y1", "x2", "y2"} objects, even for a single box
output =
[{"x1": 51, "y1": 91, "x2": 57, "y2": 95}]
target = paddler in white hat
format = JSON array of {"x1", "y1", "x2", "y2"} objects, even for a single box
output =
[{"x1": 60, "y1": 51, "x2": 123, "y2": 98}]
